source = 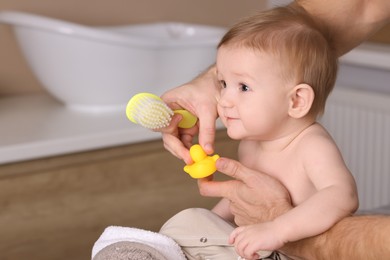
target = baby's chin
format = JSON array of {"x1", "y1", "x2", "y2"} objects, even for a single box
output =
[{"x1": 226, "y1": 129, "x2": 245, "y2": 140}]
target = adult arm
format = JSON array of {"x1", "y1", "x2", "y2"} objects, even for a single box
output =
[
  {"x1": 295, "y1": 0, "x2": 390, "y2": 55},
  {"x1": 211, "y1": 197, "x2": 235, "y2": 224},
  {"x1": 282, "y1": 215, "x2": 390, "y2": 259}
]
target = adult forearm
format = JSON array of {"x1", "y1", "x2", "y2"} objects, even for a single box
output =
[
  {"x1": 211, "y1": 198, "x2": 235, "y2": 223},
  {"x1": 281, "y1": 215, "x2": 390, "y2": 259},
  {"x1": 295, "y1": 0, "x2": 390, "y2": 56}
]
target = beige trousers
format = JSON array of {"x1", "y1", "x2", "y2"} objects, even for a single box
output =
[{"x1": 160, "y1": 208, "x2": 287, "y2": 260}]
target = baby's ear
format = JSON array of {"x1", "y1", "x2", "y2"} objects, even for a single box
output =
[{"x1": 288, "y1": 83, "x2": 314, "y2": 118}]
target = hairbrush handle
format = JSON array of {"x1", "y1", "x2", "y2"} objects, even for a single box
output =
[{"x1": 173, "y1": 109, "x2": 198, "y2": 128}]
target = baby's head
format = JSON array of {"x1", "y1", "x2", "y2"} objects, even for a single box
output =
[{"x1": 218, "y1": 4, "x2": 338, "y2": 117}]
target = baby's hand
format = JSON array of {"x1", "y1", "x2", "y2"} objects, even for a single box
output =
[{"x1": 229, "y1": 222, "x2": 285, "y2": 260}]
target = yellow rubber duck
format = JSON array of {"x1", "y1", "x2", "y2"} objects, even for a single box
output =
[{"x1": 184, "y1": 144, "x2": 220, "y2": 178}]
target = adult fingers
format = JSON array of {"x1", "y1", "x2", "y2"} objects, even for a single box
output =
[
  {"x1": 160, "y1": 114, "x2": 197, "y2": 164},
  {"x1": 198, "y1": 158, "x2": 254, "y2": 199},
  {"x1": 216, "y1": 157, "x2": 253, "y2": 183},
  {"x1": 197, "y1": 176, "x2": 238, "y2": 200},
  {"x1": 196, "y1": 104, "x2": 217, "y2": 154},
  {"x1": 162, "y1": 133, "x2": 192, "y2": 163}
]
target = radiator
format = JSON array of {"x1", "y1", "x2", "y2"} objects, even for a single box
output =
[{"x1": 320, "y1": 87, "x2": 390, "y2": 210}]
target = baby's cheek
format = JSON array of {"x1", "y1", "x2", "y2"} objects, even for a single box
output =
[{"x1": 216, "y1": 106, "x2": 224, "y2": 121}]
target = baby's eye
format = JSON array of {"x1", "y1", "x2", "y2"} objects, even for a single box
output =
[
  {"x1": 220, "y1": 80, "x2": 227, "y2": 88},
  {"x1": 240, "y1": 84, "x2": 250, "y2": 92}
]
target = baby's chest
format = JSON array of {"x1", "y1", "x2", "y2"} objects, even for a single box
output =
[{"x1": 242, "y1": 154, "x2": 317, "y2": 205}]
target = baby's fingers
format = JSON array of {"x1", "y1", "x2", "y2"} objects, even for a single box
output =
[{"x1": 229, "y1": 226, "x2": 243, "y2": 244}]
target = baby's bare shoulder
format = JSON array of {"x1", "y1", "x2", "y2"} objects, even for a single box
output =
[{"x1": 296, "y1": 123, "x2": 339, "y2": 154}]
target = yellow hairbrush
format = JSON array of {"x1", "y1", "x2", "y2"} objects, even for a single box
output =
[{"x1": 126, "y1": 92, "x2": 197, "y2": 129}]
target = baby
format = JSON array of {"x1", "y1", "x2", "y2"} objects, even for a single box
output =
[{"x1": 212, "y1": 5, "x2": 359, "y2": 259}]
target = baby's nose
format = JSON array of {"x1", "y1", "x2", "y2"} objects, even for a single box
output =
[{"x1": 218, "y1": 92, "x2": 233, "y2": 108}]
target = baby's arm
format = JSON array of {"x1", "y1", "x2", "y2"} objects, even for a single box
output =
[
  {"x1": 281, "y1": 133, "x2": 359, "y2": 241},
  {"x1": 230, "y1": 131, "x2": 358, "y2": 258},
  {"x1": 272, "y1": 177, "x2": 358, "y2": 244}
]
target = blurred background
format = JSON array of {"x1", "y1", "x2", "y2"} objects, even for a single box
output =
[
  {"x1": 0, "y1": 0, "x2": 266, "y2": 96},
  {"x1": 0, "y1": 0, "x2": 389, "y2": 96}
]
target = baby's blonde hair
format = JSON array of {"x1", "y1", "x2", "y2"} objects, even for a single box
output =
[{"x1": 218, "y1": 4, "x2": 338, "y2": 116}]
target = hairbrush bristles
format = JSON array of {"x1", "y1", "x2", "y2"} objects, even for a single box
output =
[
  {"x1": 126, "y1": 93, "x2": 174, "y2": 129},
  {"x1": 126, "y1": 92, "x2": 198, "y2": 130}
]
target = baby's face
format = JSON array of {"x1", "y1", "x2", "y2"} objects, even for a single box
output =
[{"x1": 216, "y1": 45, "x2": 293, "y2": 140}]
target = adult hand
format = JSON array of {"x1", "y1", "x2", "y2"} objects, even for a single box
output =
[
  {"x1": 161, "y1": 65, "x2": 220, "y2": 164},
  {"x1": 198, "y1": 157, "x2": 292, "y2": 226}
]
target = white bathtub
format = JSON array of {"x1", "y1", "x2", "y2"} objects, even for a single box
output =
[{"x1": 0, "y1": 11, "x2": 226, "y2": 111}]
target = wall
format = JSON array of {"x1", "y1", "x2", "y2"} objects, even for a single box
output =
[
  {"x1": 0, "y1": 1, "x2": 389, "y2": 96},
  {"x1": 0, "y1": 0, "x2": 265, "y2": 96}
]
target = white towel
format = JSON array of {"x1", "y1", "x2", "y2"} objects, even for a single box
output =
[{"x1": 92, "y1": 226, "x2": 186, "y2": 260}]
